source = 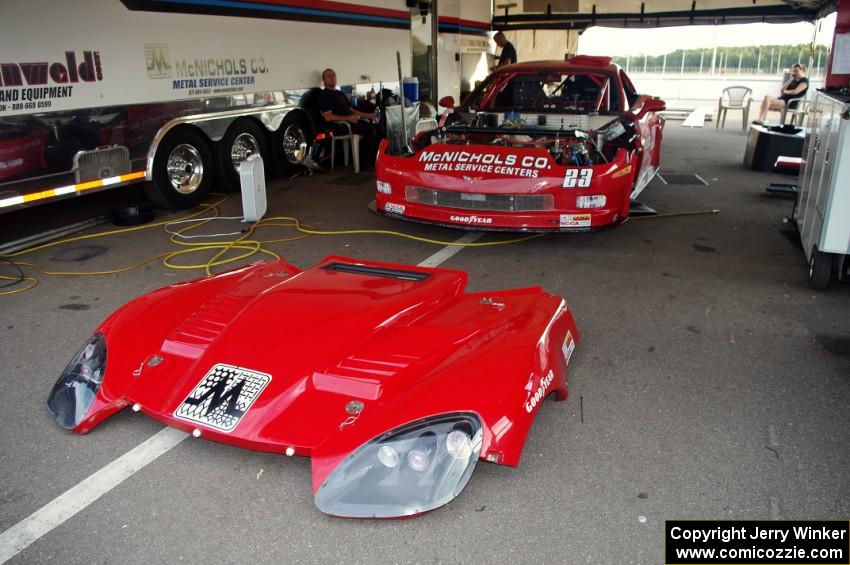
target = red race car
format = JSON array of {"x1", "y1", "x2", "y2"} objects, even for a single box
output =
[
  {"x1": 48, "y1": 256, "x2": 579, "y2": 518},
  {"x1": 376, "y1": 56, "x2": 665, "y2": 232}
]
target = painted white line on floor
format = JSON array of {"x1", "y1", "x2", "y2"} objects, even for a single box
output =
[
  {"x1": 693, "y1": 173, "x2": 709, "y2": 186},
  {"x1": 0, "y1": 427, "x2": 187, "y2": 564},
  {"x1": 417, "y1": 232, "x2": 482, "y2": 268},
  {"x1": 0, "y1": 232, "x2": 480, "y2": 563}
]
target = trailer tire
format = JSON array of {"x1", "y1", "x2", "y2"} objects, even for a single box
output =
[
  {"x1": 217, "y1": 119, "x2": 269, "y2": 192},
  {"x1": 147, "y1": 128, "x2": 213, "y2": 209},
  {"x1": 274, "y1": 115, "x2": 312, "y2": 173},
  {"x1": 807, "y1": 246, "x2": 833, "y2": 290}
]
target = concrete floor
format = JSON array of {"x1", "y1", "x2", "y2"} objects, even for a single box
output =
[{"x1": 0, "y1": 123, "x2": 848, "y2": 564}]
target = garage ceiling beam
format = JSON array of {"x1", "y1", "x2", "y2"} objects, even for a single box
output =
[
  {"x1": 494, "y1": 3, "x2": 821, "y2": 29},
  {"x1": 493, "y1": 0, "x2": 838, "y2": 29}
]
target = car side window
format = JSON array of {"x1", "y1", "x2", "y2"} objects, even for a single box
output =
[{"x1": 620, "y1": 70, "x2": 639, "y2": 108}]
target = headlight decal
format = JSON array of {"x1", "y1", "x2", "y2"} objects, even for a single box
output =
[
  {"x1": 47, "y1": 333, "x2": 107, "y2": 430},
  {"x1": 315, "y1": 412, "x2": 483, "y2": 518}
]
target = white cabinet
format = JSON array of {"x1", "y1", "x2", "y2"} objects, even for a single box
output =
[{"x1": 794, "y1": 91, "x2": 850, "y2": 289}]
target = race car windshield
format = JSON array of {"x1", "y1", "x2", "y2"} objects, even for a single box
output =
[{"x1": 464, "y1": 71, "x2": 622, "y2": 114}]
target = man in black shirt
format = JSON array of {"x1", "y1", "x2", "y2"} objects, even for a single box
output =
[
  {"x1": 317, "y1": 68, "x2": 380, "y2": 169},
  {"x1": 492, "y1": 32, "x2": 517, "y2": 69}
]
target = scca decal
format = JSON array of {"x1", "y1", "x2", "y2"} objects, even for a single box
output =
[{"x1": 524, "y1": 370, "x2": 554, "y2": 413}]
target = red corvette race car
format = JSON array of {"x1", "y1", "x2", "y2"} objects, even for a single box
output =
[
  {"x1": 48, "y1": 256, "x2": 579, "y2": 518},
  {"x1": 375, "y1": 56, "x2": 665, "y2": 231}
]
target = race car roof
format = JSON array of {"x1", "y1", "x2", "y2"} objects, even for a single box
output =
[
  {"x1": 493, "y1": 56, "x2": 618, "y2": 73},
  {"x1": 494, "y1": 0, "x2": 837, "y2": 30}
]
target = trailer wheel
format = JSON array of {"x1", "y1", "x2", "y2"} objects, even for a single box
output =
[
  {"x1": 807, "y1": 246, "x2": 833, "y2": 290},
  {"x1": 274, "y1": 115, "x2": 311, "y2": 172},
  {"x1": 147, "y1": 128, "x2": 213, "y2": 209},
  {"x1": 217, "y1": 119, "x2": 269, "y2": 192}
]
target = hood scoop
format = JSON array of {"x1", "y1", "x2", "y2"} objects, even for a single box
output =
[{"x1": 162, "y1": 294, "x2": 250, "y2": 359}]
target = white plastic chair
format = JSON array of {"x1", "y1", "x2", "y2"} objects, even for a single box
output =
[
  {"x1": 780, "y1": 94, "x2": 808, "y2": 127},
  {"x1": 329, "y1": 121, "x2": 361, "y2": 174},
  {"x1": 717, "y1": 86, "x2": 752, "y2": 130},
  {"x1": 415, "y1": 118, "x2": 438, "y2": 136}
]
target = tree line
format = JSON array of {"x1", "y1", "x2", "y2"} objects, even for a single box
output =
[{"x1": 611, "y1": 43, "x2": 830, "y2": 72}]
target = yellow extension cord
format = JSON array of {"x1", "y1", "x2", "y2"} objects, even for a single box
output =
[{"x1": 0, "y1": 193, "x2": 545, "y2": 296}]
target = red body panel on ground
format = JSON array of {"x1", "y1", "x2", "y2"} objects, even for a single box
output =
[{"x1": 49, "y1": 256, "x2": 579, "y2": 516}]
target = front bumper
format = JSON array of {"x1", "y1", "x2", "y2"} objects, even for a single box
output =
[
  {"x1": 375, "y1": 146, "x2": 634, "y2": 233},
  {"x1": 374, "y1": 197, "x2": 624, "y2": 232}
]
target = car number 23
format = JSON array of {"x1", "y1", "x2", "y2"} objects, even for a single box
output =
[{"x1": 563, "y1": 168, "x2": 593, "y2": 188}]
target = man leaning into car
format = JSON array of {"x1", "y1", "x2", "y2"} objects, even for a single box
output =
[
  {"x1": 318, "y1": 68, "x2": 380, "y2": 170},
  {"x1": 491, "y1": 32, "x2": 517, "y2": 69}
]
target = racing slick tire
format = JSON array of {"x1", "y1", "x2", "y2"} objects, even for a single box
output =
[
  {"x1": 147, "y1": 127, "x2": 214, "y2": 209},
  {"x1": 216, "y1": 118, "x2": 269, "y2": 192},
  {"x1": 807, "y1": 246, "x2": 833, "y2": 290},
  {"x1": 273, "y1": 114, "x2": 312, "y2": 174}
]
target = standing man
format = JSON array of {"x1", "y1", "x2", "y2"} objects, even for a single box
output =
[
  {"x1": 318, "y1": 68, "x2": 380, "y2": 169},
  {"x1": 492, "y1": 32, "x2": 517, "y2": 70}
]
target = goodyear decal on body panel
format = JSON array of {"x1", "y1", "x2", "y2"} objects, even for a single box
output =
[
  {"x1": 174, "y1": 364, "x2": 271, "y2": 432},
  {"x1": 450, "y1": 215, "x2": 493, "y2": 225},
  {"x1": 562, "y1": 331, "x2": 575, "y2": 364},
  {"x1": 559, "y1": 214, "x2": 591, "y2": 228},
  {"x1": 524, "y1": 370, "x2": 555, "y2": 413}
]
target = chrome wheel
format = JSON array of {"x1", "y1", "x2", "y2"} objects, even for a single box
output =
[
  {"x1": 230, "y1": 132, "x2": 260, "y2": 173},
  {"x1": 166, "y1": 144, "x2": 204, "y2": 194},
  {"x1": 282, "y1": 124, "x2": 307, "y2": 164}
]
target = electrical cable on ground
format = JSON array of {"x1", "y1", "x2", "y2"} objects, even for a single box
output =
[
  {"x1": 0, "y1": 192, "x2": 547, "y2": 296},
  {"x1": 630, "y1": 209, "x2": 720, "y2": 220},
  {"x1": 0, "y1": 188, "x2": 721, "y2": 296}
]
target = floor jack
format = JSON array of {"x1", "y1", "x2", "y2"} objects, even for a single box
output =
[{"x1": 766, "y1": 155, "x2": 800, "y2": 199}]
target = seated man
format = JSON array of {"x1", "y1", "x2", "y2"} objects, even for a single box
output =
[{"x1": 318, "y1": 68, "x2": 380, "y2": 169}]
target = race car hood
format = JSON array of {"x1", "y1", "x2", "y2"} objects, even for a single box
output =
[{"x1": 59, "y1": 256, "x2": 575, "y2": 492}]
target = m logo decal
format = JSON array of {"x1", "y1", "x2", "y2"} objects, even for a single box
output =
[
  {"x1": 145, "y1": 44, "x2": 172, "y2": 79},
  {"x1": 174, "y1": 364, "x2": 271, "y2": 432}
]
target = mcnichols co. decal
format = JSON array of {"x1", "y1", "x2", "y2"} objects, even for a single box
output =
[
  {"x1": 0, "y1": 50, "x2": 102, "y2": 114},
  {"x1": 418, "y1": 150, "x2": 552, "y2": 178},
  {"x1": 144, "y1": 44, "x2": 269, "y2": 97},
  {"x1": 174, "y1": 364, "x2": 271, "y2": 432}
]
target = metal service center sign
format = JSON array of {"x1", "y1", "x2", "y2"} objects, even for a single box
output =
[{"x1": 144, "y1": 43, "x2": 269, "y2": 97}]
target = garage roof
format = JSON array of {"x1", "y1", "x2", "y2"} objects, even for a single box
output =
[{"x1": 494, "y1": 0, "x2": 837, "y2": 29}]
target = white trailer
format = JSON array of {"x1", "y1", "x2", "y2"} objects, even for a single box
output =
[{"x1": 0, "y1": 0, "x2": 490, "y2": 212}]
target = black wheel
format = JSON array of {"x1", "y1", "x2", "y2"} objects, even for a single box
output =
[
  {"x1": 273, "y1": 114, "x2": 312, "y2": 173},
  {"x1": 807, "y1": 246, "x2": 833, "y2": 290},
  {"x1": 216, "y1": 118, "x2": 269, "y2": 192},
  {"x1": 146, "y1": 127, "x2": 213, "y2": 209}
]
